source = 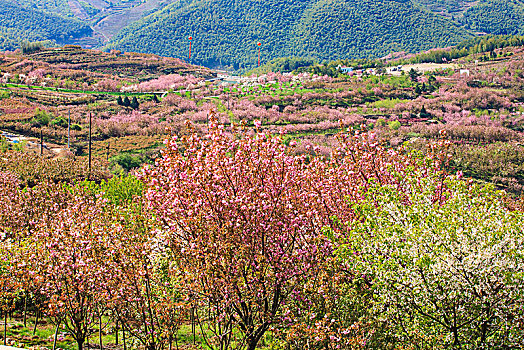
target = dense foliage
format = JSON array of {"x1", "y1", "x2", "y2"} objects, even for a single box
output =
[
  {"x1": 0, "y1": 0, "x2": 92, "y2": 51},
  {"x1": 413, "y1": 0, "x2": 476, "y2": 16},
  {"x1": 341, "y1": 169, "x2": 524, "y2": 348},
  {"x1": 105, "y1": 0, "x2": 471, "y2": 70},
  {"x1": 461, "y1": 0, "x2": 524, "y2": 35},
  {"x1": 1, "y1": 121, "x2": 523, "y2": 350},
  {"x1": 18, "y1": 0, "x2": 73, "y2": 17},
  {"x1": 1, "y1": 38, "x2": 524, "y2": 349}
]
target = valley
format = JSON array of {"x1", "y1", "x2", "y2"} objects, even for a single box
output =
[
  {"x1": 0, "y1": 36, "x2": 522, "y2": 191},
  {"x1": 3, "y1": 0, "x2": 524, "y2": 69},
  {"x1": 0, "y1": 4, "x2": 524, "y2": 347}
]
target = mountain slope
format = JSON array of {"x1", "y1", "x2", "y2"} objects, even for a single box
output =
[
  {"x1": 294, "y1": 0, "x2": 470, "y2": 59},
  {"x1": 104, "y1": 0, "x2": 472, "y2": 69},
  {"x1": 0, "y1": 0, "x2": 92, "y2": 51},
  {"x1": 411, "y1": 0, "x2": 478, "y2": 18},
  {"x1": 413, "y1": 0, "x2": 524, "y2": 35},
  {"x1": 460, "y1": 0, "x2": 524, "y2": 35}
]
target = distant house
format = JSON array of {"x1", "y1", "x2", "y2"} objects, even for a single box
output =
[
  {"x1": 337, "y1": 65, "x2": 354, "y2": 74},
  {"x1": 460, "y1": 69, "x2": 470, "y2": 77},
  {"x1": 387, "y1": 66, "x2": 403, "y2": 74}
]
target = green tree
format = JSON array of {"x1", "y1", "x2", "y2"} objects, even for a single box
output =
[
  {"x1": 420, "y1": 105, "x2": 431, "y2": 118},
  {"x1": 33, "y1": 109, "x2": 52, "y2": 126},
  {"x1": 130, "y1": 96, "x2": 139, "y2": 110},
  {"x1": 409, "y1": 68, "x2": 420, "y2": 82}
]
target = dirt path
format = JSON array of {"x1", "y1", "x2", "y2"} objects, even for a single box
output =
[
  {"x1": 68, "y1": 0, "x2": 90, "y2": 21},
  {"x1": 2, "y1": 130, "x2": 68, "y2": 157}
]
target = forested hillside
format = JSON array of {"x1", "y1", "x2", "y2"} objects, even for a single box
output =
[
  {"x1": 104, "y1": 0, "x2": 471, "y2": 69},
  {"x1": 0, "y1": 0, "x2": 92, "y2": 51},
  {"x1": 416, "y1": 0, "x2": 524, "y2": 35},
  {"x1": 460, "y1": 0, "x2": 524, "y2": 35},
  {"x1": 5, "y1": 0, "x2": 524, "y2": 69},
  {"x1": 412, "y1": 0, "x2": 477, "y2": 18},
  {"x1": 22, "y1": 0, "x2": 73, "y2": 17}
]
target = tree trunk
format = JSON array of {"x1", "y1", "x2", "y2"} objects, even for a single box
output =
[
  {"x1": 23, "y1": 296, "x2": 27, "y2": 328},
  {"x1": 246, "y1": 326, "x2": 268, "y2": 350},
  {"x1": 99, "y1": 313, "x2": 103, "y2": 350},
  {"x1": 452, "y1": 327, "x2": 460, "y2": 348},
  {"x1": 191, "y1": 308, "x2": 195, "y2": 345},
  {"x1": 52, "y1": 322, "x2": 60, "y2": 350},
  {"x1": 115, "y1": 318, "x2": 118, "y2": 346},
  {"x1": 3, "y1": 310, "x2": 7, "y2": 346},
  {"x1": 33, "y1": 309, "x2": 39, "y2": 335},
  {"x1": 77, "y1": 338, "x2": 84, "y2": 350}
]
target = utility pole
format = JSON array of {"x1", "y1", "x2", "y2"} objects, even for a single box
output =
[
  {"x1": 188, "y1": 36, "x2": 192, "y2": 61},
  {"x1": 67, "y1": 109, "x2": 71, "y2": 149},
  {"x1": 40, "y1": 128, "x2": 43, "y2": 155},
  {"x1": 88, "y1": 112, "x2": 92, "y2": 175},
  {"x1": 257, "y1": 42, "x2": 261, "y2": 67}
]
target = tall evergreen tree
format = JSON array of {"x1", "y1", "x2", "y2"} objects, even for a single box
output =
[{"x1": 130, "y1": 96, "x2": 139, "y2": 110}]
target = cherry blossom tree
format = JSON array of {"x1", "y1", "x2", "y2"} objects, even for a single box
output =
[
  {"x1": 142, "y1": 116, "x2": 333, "y2": 349},
  {"x1": 19, "y1": 185, "x2": 110, "y2": 350},
  {"x1": 103, "y1": 199, "x2": 188, "y2": 350}
]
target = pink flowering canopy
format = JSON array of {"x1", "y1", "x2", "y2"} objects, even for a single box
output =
[{"x1": 142, "y1": 115, "x2": 335, "y2": 349}]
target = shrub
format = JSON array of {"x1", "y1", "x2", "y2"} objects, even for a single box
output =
[
  {"x1": 388, "y1": 120, "x2": 401, "y2": 130},
  {"x1": 110, "y1": 153, "x2": 144, "y2": 172},
  {"x1": 70, "y1": 123, "x2": 82, "y2": 131},
  {"x1": 32, "y1": 109, "x2": 52, "y2": 126},
  {"x1": 51, "y1": 116, "x2": 68, "y2": 128}
]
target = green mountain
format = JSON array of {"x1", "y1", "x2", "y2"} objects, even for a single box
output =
[
  {"x1": 460, "y1": 0, "x2": 524, "y2": 35},
  {"x1": 22, "y1": 0, "x2": 73, "y2": 17},
  {"x1": 0, "y1": 0, "x2": 92, "y2": 51},
  {"x1": 414, "y1": 0, "x2": 524, "y2": 35},
  {"x1": 411, "y1": 0, "x2": 477, "y2": 18},
  {"x1": 4, "y1": 0, "x2": 524, "y2": 69},
  {"x1": 104, "y1": 0, "x2": 472, "y2": 69}
]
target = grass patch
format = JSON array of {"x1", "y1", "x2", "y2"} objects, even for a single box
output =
[{"x1": 369, "y1": 98, "x2": 408, "y2": 109}]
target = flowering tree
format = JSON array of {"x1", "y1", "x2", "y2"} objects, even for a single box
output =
[
  {"x1": 19, "y1": 184, "x2": 111, "y2": 350},
  {"x1": 340, "y1": 171, "x2": 524, "y2": 348},
  {"x1": 103, "y1": 199, "x2": 188, "y2": 350},
  {"x1": 0, "y1": 238, "x2": 18, "y2": 346},
  {"x1": 0, "y1": 171, "x2": 25, "y2": 241},
  {"x1": 142, "y1": 117, "x2": 333, "y2": 349},
  {"x1": 133, "y1": 74, "x2": 202, "y2": 92}
]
